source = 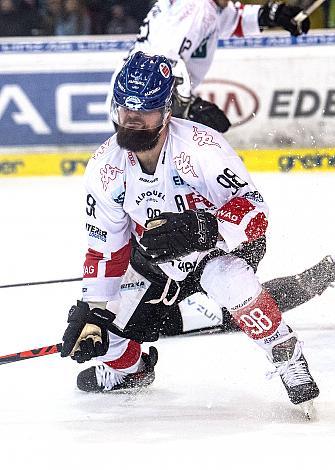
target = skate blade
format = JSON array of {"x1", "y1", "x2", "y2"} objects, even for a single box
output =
[{"x1": 299, "y1": 400, "x2": 316, "y2": 420}]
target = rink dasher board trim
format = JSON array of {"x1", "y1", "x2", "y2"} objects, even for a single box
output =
[
  {"x1": 0, "y1": 34, "x2": 335, "y2": 54},
  {"x1": 1, "y1": 148, "x2": 335, "y2": 177}
]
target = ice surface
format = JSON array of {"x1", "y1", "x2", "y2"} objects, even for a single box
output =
[{"x1": 0, "y1": 173, "x2": 334, "y2": 469}]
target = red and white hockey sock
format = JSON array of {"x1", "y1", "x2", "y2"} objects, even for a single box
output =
[
  {"x1": 104, "y1": 340, "x2": 142, "y2": 373},
  {"x1": 99, "y1": 333, "x2": 142, "y2": 375},
  {"x1": 230, "y1": 288, "x2": 291, "y2": 353},
  {"x1": 199, "y1": 255, "x2": 291, "y2": 352}
]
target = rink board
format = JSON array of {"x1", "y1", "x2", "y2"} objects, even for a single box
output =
[
  {"x1": 0, "y1": 33, "x2": 335, "y2": 154},
  {"x1": 1, "y1": 147, "x2": 334, "y2": 177}
]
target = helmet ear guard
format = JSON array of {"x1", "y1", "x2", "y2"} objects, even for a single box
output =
[{"x1": 111, "y1": 51, "x2": 175, "y2": 128}]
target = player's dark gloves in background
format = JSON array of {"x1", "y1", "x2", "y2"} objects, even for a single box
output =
[
  {"x1": 187, "y1": 97, "x2": 231, "y2": 133},
  {"x1": 259, "y1": 1, "x2": 310, "y2": 37},
  {"x1": 172, "y1": 93, "x2": 231, "y2": 133},
  {"x1": 141, "y1": 210, "x2": 218, "y2": 263},
  {"x1": 61, "y1": 300, "x2": 115, "y2": 363}
]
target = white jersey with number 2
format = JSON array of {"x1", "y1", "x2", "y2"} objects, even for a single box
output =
[{"x1": 129, "y1": 0, "x2": 261, "y2": 89}]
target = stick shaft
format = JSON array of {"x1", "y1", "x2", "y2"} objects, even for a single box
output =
[
  {"x1": 0, "y1": 278, "x2": 82, "y2": 289},
  {"x1": 0, "y1": 343, "x2": 62, "y2": 365},
  {"x1": 293, "y1": 0, "x2": 326, "y2": 22}
]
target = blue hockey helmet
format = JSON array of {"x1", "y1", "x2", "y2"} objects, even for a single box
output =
[{"x1": 111, "y1": 51, "x2": 175, "y2": 129}]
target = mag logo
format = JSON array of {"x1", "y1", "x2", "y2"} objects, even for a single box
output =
[
  {"x1": 196, "y1": 79, "x2": 259, "y2": 127},
  {"x1": 0, "y1": 71, "x2": 112, "y2": 146}
]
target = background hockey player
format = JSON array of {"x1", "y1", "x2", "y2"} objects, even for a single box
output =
[
  {"x1": 159, "y1": 254, "x2": 335, "y2": 336},
  {"x1": 61, "y1": 52, "x2": 319, "y2": 415},
  {"x1": 108, "y1": 0, "x2": 311, "y2": 133}
]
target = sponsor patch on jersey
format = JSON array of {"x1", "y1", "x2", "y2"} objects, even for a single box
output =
[
  {"x1": 135, "y1": 190, "x2": 165, "y2": 205},
  {"x1": 86, "y1": 223, "x2": 107, "y2": 242},
  {"x1": 83, "y1": 248, "x2": 103, "y2": 278},
  {"x1": 170, "y1": 169, "x2": 184, "y2": 186},
  {"x1": 217, "y1": 197, "x2": 255, "y2": 225},
  {"x1": 244, "y1": 191, "x2": 264, "y2": 203},
  {"x1": 110, "y1": 184, "x2": 125, "y2": 204},
  {"x1": 114, "y1": 191, "x2": 125, "y2": 205},
  {"x1": 159, "y1": 63, "x2": 170, "y2": 78}
]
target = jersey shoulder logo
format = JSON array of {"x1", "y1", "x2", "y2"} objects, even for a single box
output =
[
  {"x1": 192, "y1": 126, "x2": 221, "y2": 147},
  {"x1": 174, "y1": 151, "x2": 198, "y2": 177},
  {"x1": 100, "y1": 164, "x2": 124, "y2": 191},
  {"x1": 92, "y1": 138, "x2": 112, "y2": 159}
]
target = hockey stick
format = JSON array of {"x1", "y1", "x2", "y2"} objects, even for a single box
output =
[
  {"x1": 0, "y1": 277, "x2": 82, "y2": 289},
  {"x1": 292, "y1": 0, "x2": 326, "y2": 33},
  {"x1": 0, "y1": 343, "x2": 62, "y2": 365}
]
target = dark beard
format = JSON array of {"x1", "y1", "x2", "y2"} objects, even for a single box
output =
[{"x1": 116, "y1": 124, "x2": 163, "y2": 152}]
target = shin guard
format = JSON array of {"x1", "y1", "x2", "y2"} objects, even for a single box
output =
[{"x1": 230, "y1": 288, "x2": 290, "y2": 352}]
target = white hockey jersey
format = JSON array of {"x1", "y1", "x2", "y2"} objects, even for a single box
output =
[
  {"x1": 128, "y1": 0, "x2": 262, "y2": 89},
  {"x1": 82, "y1": 118, "x2": 268, "y2": 302}
]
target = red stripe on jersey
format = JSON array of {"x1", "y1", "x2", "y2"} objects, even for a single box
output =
[
  {"x1": 216, "y1": 197, "x2": 255, "y2": 225},
  {"x1": 104, "y1": 340, "x2": 141, "y2": 370},
  {"x1": 232, "y1": 4, "x2": 245, "y2": 37},
  {"x1": 105, "y1": 241, "x2": 131, "y2": 277},
  {"x1": 135, "y1": 222, "x2": 144, "y2": 237},
  {"x1": 185, "y1": 192, "x2": 215, "y2": 210},
  {"x1": 245, "y1": 212, "x2": 268, "y2": 241},
  {"x1": 83, "y1": 248, "x2": 103, "y2": 278},
  {"x1": 231, "y1": 289, "x2": 282, "y2": 340}
]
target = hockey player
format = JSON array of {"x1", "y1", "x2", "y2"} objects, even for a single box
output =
[
  {"x1": 61, "y1": 52, "x2": 319, "y2": 415},
  {"x1": 108, "y1": 0, "x2": 311, "y2": 133},
  {"x1": 105, "y1": 0, "x2": 333, "y2": 337}
]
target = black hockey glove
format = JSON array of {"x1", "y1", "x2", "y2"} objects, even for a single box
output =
[
  {"x1": 141, "y1": 210, "x2": 218, "y2": 263},
  {"x1": 61, "y1": 300, "x2": 116, "y2": 363},
  {"x1": 258, "y1": 1, "x2": 310, "y2": 37},
  {"x1": 187, "y1": 97, "x2": 231, "y2": 133}
]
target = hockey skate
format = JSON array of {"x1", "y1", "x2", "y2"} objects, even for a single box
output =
[
  {"x1": 77, "y1": 346, "x2": 158, "y2": 393},
  {"x1": 268, "y1": 334, "x2": 319, "y2": 419}
]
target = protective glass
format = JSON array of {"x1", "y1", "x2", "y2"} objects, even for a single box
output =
[{"x1": 110, "y1": 98, "x2": 170, "y2": 130}]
